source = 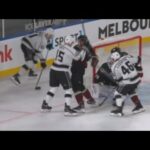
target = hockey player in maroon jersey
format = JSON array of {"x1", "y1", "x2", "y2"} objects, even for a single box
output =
[{"x1": 71, "y1": 35, "x2": 99, "y2": 112}]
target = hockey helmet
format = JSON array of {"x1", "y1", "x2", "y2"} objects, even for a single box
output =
[
  {"x1": 44, "y1": 28, "x2": 54, "y2": 40},
  {"x1": 44, "y1": 28, "x2": 54, "y2": 36},
  {"x1": 64, "y1": 35, "x2": 75, "y2": 45},
  {"x1": 110, "y1": 51, "x2": 121, "y2": 62},
  {"x1": 78, "y1": 35, "x2": 88, "y2": 43},
  {"x1": 78, "y1": 35, "x2": 87, "y2": 40},
  {"x1": 111, "y1": 47, "x2": 121, "y2": 54}
]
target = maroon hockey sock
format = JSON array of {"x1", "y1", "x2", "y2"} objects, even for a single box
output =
[
  {"x1": 75, "y1": 93, "x2": 84, "y2": 106},
  {"x1": 131, "y1": 95, "x2": 142, "y2": 106},
  {"x1": 82, "y1": 89, "x2": 93, "y2": 100}
]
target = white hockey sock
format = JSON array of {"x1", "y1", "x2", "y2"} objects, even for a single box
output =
[
  {"x1": 64, "y1": 88, "x2": 73, "y2": 106},
  {"x1": 27, "y1": 60, "x2": 35, "y2": 71},
  {"x1": 19, "y1": 66, "x2": 29, "y2": 76},
  {"x1": 65, "y1": 97, "x2": 71, "y2": 106},
  {"x1": 44, "y1": 87, "x2": 57, "y2": 104},
  {"x1": 45, "y1": 91, "x2": 54, "y2": 104}
]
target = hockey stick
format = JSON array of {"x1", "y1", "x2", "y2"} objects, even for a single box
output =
[
  {"x1": 81, "y1": 20, "x2": 86, "y2": 35},
  {"x1": 98, "y1": 96, "x2": 108, "y2": 106},
  {"x1": 97, "y1": 89, "x2": 115, "y2": 107},
  {"x1": 34, "y1": 49, "x2": 50, "y2": 90}
]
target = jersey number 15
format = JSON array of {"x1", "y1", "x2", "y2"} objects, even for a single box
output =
[{"x1": 56, "y1": 50, "x2": 65, "y2": 62}]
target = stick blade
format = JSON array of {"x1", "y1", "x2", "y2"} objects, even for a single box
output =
[{"x1": 35, "y1": 86, "x2": 41, "y2": 90}]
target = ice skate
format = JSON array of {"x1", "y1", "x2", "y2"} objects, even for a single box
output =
[
  {"x1": 132, "y1": 104, "x2": 145, "y2": 114},
  {"x1": 87, "y1": 98, "x2": 96, "y2": 105},
  {"x1": 41, "y1": 100, "x2": 52, "y2": 112},
  {"x1": 110, "y1": 107, "x2": 124, "y2": 117},
  {"x1": 10, "y1": 73, "x2": 21, "y2": 85},
  {"x1": 64, "y1": 103, "x2": 77, "y2": 116},
  {"x1": 73, "y1": 104, "x2": 85, "y2": 113},
  {"x1": 28, "y1": 69, "x2": 38, "y2": 77}
]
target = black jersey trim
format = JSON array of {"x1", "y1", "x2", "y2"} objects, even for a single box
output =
[
  {"x1": 22, "y1": 37, "x2": 34, "y2": 49},
  {"x1": 130, "y1": 74, "x2": 140, "y2": 81},
  {"x1": 52, "y1": 63, "x2": 69, "y2": 69},
  {"x1": 64, "y1": 94, "x2": 72, "y2": 98}
]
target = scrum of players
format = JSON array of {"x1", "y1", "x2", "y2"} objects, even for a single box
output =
[
  {"x1": 93, "y1": 47, "x2": 145, "y2": 116},
  {"x1": 11, "y1": 27, "x2": 145, "y2": 117},
  {"x1": 41, "y1": 33, "x2": 145, "y2": 117}
]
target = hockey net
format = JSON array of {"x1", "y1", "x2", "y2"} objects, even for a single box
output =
[{"x1": 84, "y1": 36, "x2": 142, "y2": 88}]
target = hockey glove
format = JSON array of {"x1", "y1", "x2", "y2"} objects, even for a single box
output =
[
  {"x1": 35, "y1": 49, "x2": 41, "y2": 53},
  {"x1": 138, "y1": 72, "x2": 143, "y2": 78},
  {"x1": 40, "y1": 59, "x2": 47, "y2": 69},
  {"x1": 46, "y1": 43, "x2": 53, "y2": 50}
]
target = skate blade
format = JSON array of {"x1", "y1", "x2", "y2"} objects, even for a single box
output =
[
  {"x1": 87, "y1": 102, "x2": 96, "y2": 105},
  {"x1": 110, "y1": 113, "x2": 123, "y2": 117},
  {"x1": 132, "y1": 108, "x2": 145, "y2": 114},
  {"x1": 41, "y1": 109, "x2": 51, "y2": 113},
  {"x1": 28, "y1": 76, "x2": 37, "y2": 80},
  {"x1": 64, "y1": 112, "x2": 78, "y2": 116},
  {"x1": 10, "y1": 77, "x2": 20, "y2": 86},
  {"x1": 74, "y1": 109, "x2": 86, "y2": 113},
  {"x1": 87, "y1": 102, "x2": 97, "y2": 106}
]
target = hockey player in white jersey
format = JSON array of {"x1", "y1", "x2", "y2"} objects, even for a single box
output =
[
  {"x1": 11, "y1": 28, "x2": 54, "y2": 85},
  {"x1": 110, "y1": 47, "x2": 144, "y2": 108},
  {"x1": 92, "y1": 47, "x2": 144, "y2": 108},
  {"x1": 109, "y1": 48, "x2": 144, "y2": 116},
  {"x1": 41, "y1": 35, "x2": 86, "y2": 116}
]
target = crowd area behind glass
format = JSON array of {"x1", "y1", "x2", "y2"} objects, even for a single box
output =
[{"x1": 0, "y1": 19, "x2": 95, "y2": 39}]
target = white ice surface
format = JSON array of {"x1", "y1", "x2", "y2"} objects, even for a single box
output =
[{"x1": 0, "y1": 46, "x2": 150, "y2": 131}]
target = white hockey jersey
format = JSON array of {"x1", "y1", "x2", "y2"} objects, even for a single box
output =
[
  {"x1": 21, "y1": 32, "x2": 52, "y2": 59},
  {"x1": 51, "y1": 44, "x2": 86, "y2": 72},
  {"x1": 111, "y1": 55, "x2": 141, "y2": 85}
]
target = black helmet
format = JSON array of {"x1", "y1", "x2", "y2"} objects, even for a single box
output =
[
  {"x1": 78, "y1": 35, "x2": 87, "y2": 40},
  {"x1": 111, "y1": 47, "x2": 121, "y2": 54}
]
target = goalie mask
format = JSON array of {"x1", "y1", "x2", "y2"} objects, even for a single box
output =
[{"x1": 110, "y1": 51, "x2": 121, "y2": 62}]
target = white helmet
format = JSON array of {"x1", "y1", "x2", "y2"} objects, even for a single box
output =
[
  {"x1": 44, "y1": 28, "x2": 54, "y2": 36},
  {"x1": 110, "y1": 51, "x2": 121, "y2": 62},
  {"x1": 64, "y1": 35, "x2": 75, "y2": 45}
]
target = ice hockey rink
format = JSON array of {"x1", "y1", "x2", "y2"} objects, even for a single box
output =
[{"x1": 0, "y1": 45, "x2": 150, "y2": 131}]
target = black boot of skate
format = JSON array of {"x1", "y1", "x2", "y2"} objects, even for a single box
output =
[
  {"x1": 73, "y1": 103, "x2": 85, "y2": 113},
  {"x1": 110, "y1": 102, "x2": 124, "y2": 117},
  {"x1": 110, "y1": 107, "x2": 124, "y2": 117},
  {"x1": 87, "y1": 98, "x2": 96, "y2": 105},
  {"x1": 41, "y1": 100, "x2": 52, "y2": 112},
  {"x1": 28, "y1": 69, "x2": 38, "y2": 77},
  {"x1": 132, "y1": 103, "x2": 145, "y2": 114},
  {"x1": 64, "y1": 103, "x2": 77, "y2": 116},
  {"x1": 11, "y1": 73, "x2": 21, "y2": 85}
]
